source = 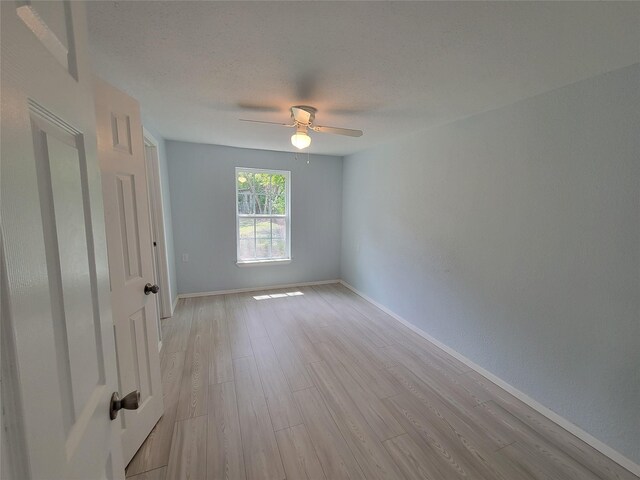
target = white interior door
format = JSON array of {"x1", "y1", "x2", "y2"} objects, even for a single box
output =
[
  {"x1": 94, "y1": 78, "x2": 164, "y2": 465},
  {"x1": 1, "y1": 1, "x2": 124, "y2": 478}
]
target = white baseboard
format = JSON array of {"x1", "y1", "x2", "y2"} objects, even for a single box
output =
[
  {"x1": 177, "y1": 279, "x2": 340, "y2": 299},
  {"x1": 339, "y1": 280, "x2": 640, "y2": 477}
]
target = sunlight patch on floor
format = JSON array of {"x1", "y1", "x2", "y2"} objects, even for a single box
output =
[{"x1": 253, "y1": 291, "x2": 304, "y2": 300}]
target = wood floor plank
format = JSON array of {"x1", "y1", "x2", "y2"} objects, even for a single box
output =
[
  {"x1": 233, "y1": 355, "x2": 286, "y2": 480},
  {"x1": 224, "y1": 294, "x2": 253, "y2": 359},
  {"x1": 387, "y1": 364, "x2": 517, "y2": 450},
  {"x1": 389, "y1": 385, "x2": 535, "y2": 480},
  {"x1": 315, "y1": 339, "x2": 399, "y2": 399},
  {"x1": 275, "y1": 424, "x2": 327, "y2": 480},
  {"x1": 126, "y1": 352, "x2": 185, "y2": 476},
  {"x1": 160, "y1": 352, "x2": 187, "y2": 394},
  {"x1": 166, "y1": 416, "x2": 207, "y2": 480},
  {"x1": 250, "y1": 334, "x2": 303, "y2": 430},
  {"x1": 385, "y1": 343, "x2": 488, "y2": 407},
  {"x1": 176, "y1": 298, "x2": 210, "y2": 420},
  {"x1": 464, "y1": 370, "x2": 526, "y2": 405},
  {"x1": 332, "y1": 329, "x2": 397, "y2": 370},
  {"x1": 386, "y1": 420, "x2": 469, "y2": 480},
  {"x1": 207, "y1": 382, "x2": 246, "y2": 480},
  {"x1": 497, "y1": 440, "x2": 599, "y2": 480},
  {"x1": 331, "y1": 284, "x2": 471, "y2": 374},
  {"x1": 162, "y1": 299, "x2": 195, "y2": 354},
  {"x1": 478, "y1": 401, "x2": 604, "y2": 480},
  {"x1": 315, "y1": 355, "x2": 404, "y2": 442},
  {"x1": 381, "y1": 326, "x2": 471, "y2": 376},
  {"x1": 126, "y1": 466, "x2": 167, "y2": 480},
  {"x1": 308, "y1": 361, "x2": 404, "y2": 480},
  {"x1": 297, "y1": 286, "x2": 341, "y2": 327},
  {"x1": 300, "y1": 324, "x2": 334, "y2": 344},
  {"x1": 312, "y1": 284, "x2": 390, "y2": 348},
  {"x1": 277, "y1": 313, "x2": 322, "y2": 364},
  {"x1": 386, "y1": 391, "x2": 544, "y2": 480},
  {"x1": 209, "y1": 296, "x2": 234, "y2": 384},
  {"x1": 268, "y1": 330, "x2": 314, "y2": 391},
  {"x1": 382, "y1": 433, "x2": 441, "y2": 480},
  {"x1": 240, "y1": 292, "x2": 270, "y2": 340},
  {"x1": 267, "y1": 293, "x2": 322, "y2": 364},
  {"x1": 384, "y1": 367, "x2": 541, "y2": 479},
  {"x1": 291, "y1": 289, "x2": 332, "y2": 329},
  {"x1": 262, "y1": 304, "x2": 314, "y2": 391},
  {"x1": 385, "y1": 392, "x2": 500, "y2": 479},
  {"x1": 293, "y1": 387, "x2": 366, "y2": 480},
  {"x1": 398, "y1": 337, "x2": 472, "y2": 376}
]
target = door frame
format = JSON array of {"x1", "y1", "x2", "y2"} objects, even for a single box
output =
[{"x1": 142, "y1": 128, "x2": 172, "y2": 322}]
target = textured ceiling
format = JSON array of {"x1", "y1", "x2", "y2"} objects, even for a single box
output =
[{"x1": 87, "y1": 1, "x2": 640, "y2": 156}]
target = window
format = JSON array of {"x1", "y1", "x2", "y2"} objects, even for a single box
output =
[{"x1": 236, "y1": 167, "x2": 290, "y2": 264}]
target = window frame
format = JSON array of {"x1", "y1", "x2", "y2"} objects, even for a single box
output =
[{"x1": 235, "y1": 166, "x2": 291, "y2": 265}]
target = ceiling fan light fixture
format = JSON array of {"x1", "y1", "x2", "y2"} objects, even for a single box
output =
[
  {"x1": 291, "y1": 130, "x2": 311, "y2": 149},
  {"x1": 241, "y1": 105, "x2": 362, "y2": 149}
]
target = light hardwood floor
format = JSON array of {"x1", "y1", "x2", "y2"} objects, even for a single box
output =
[{"x1": 126, "y1": 283, "x2": 637, "y2": 480}]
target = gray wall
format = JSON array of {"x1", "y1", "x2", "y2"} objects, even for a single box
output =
[
  {"x1": 341, "y1": 64, "x2": 640, "y2": 462},
  {"x1": 143, "y1": 125, "x2": 178, "y2": 311},
  {"x1": 166, "y1": 141, "x2": 342, "y2": 294}
]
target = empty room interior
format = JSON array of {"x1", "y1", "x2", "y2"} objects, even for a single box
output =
[{"x1": 2, "y1": 1, "x2": 639, "y2": 479}]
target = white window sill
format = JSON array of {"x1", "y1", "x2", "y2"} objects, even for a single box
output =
[{"x1": 236, "y1": 258, "x2": 291, "y2": 267}]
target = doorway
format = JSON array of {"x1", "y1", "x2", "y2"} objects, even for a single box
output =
[{"x1": 143, "y1": 129, "x2": 173, "y2": 333}]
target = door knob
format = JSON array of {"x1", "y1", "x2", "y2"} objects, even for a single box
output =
[
  {"x1": 144, "y1": 283, "x2": 159, "y2": 295},
  {"x1": 110, "y1": 390, "x2": 140, "y2": 420}
]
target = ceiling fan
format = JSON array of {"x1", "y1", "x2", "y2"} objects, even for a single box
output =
[{"x1": 240, "y1": 105, "x2": 363, "y2": 150}]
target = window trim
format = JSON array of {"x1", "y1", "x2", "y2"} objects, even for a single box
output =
[{"x1": 235, "y1": 167, "x2": 291, "y2": 265}]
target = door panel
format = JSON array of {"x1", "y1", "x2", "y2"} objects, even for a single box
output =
[
  {"x1": 31, "y1": 111, "x2": 104, "y2": 431},
  {"x1": 95, "y1": 78, "x2": 164, "y2": 465},
  {"x1": 1, "y1": 1, "x2": 123, "y2": 478},
  {"x1": 15, "y1": 1, "x2": 78, "y2": 78},
  {"x1": 130, "y1": 307, "x2": 153, "y2": 400},
  {"x1": 116, "y1": 173, "x2": 143, "y2": 281}
]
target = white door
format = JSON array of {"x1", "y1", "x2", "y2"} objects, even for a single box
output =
[
  {"x1": 1, "y1": 1, "x2": 124, "y2": 479},
  {"x1": 94, "y1": 79, "x2": 164, "y2": 465}
]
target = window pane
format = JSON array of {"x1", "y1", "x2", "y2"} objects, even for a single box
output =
[
  {"x1": 271, "y1": 194, "x2": 286, "y2": 215},
  {"x1": 272, "y1": 238, "x2": 286, "y2": 258},
  {"x1": 237, "y1": 193, "x2": 253, "y2": 214},
  {"x1": 252, "y1": 173, "x2": 268, "y2": 195},
  {"x1": 239, "y1": 218, "x2": 254, "y2": 238},
  {"x1": 237, "y1": 172, "x2": 253, "y2": 213},
  {"x1": 255, "y1": 218, "x2": 271, "y2": 238},
  {"x1": 271, "y1": 174, "x2": 286, "y2": 191},
  {"x1": 238, "y1": 238, "x2": 255, "y2": 261},
  {"x1": 267, "y1": 174, "x2": 285, "y2": 214},
  {"x1": 237, "y1": 171, "x2": 253, "y2": 189},
  {"x1": 252, "y1": 194, "x2": 266, "y2": 214},
  {"x1": 272, "y1": 218, "x2": 286, "y2": 239},
  {"x1": 256, "y1": 238, "x2": 270, "y2": 259}
]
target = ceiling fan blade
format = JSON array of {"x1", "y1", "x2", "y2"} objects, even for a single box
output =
[
  {"x1": 239, "y1": 119, "x2": 294, "y2": 127},
  {"x1": 291, "y1": 106, "x2": 312, "y2": 125},
  {"x1": 311, "y1": 125, "x2": 363, "y2": 137}
]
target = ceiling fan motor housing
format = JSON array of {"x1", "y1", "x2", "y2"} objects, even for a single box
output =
[{"x1": 291, "y1": 105, "x2": 317, "y2": 125}]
